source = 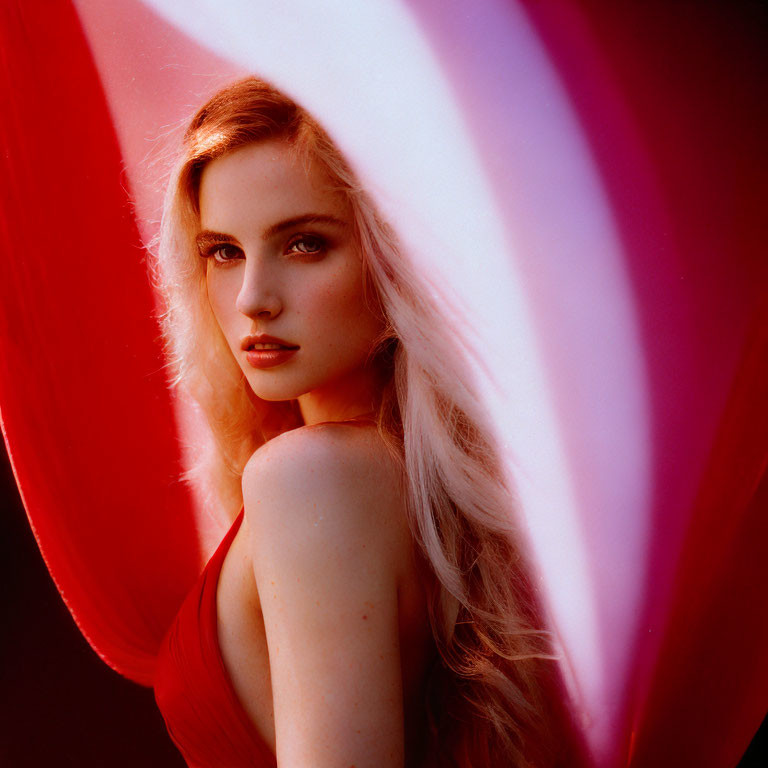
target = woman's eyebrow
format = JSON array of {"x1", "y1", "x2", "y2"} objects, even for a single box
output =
[
  {"x1": 196, "y1": 230, "x2": 237, "y2": 250},
  {"x1": 262, "y1": 213, "x2": 348, "y2": 239}
]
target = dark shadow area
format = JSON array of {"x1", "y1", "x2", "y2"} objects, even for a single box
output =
[
  {"x1": 738, "y1": 713, "x2": 767, "y2": 767},
  {"x1": 0, "y1": 441, "x2": 185, "y2": 767}
]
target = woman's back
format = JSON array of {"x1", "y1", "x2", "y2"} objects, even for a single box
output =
[{"x1": 216, "y1": 422, "x2": 437, "y2": 765}]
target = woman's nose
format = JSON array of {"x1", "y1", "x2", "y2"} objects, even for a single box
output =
[{"x1": 235, "y1": 259, "x2": 282, "y2": 319}]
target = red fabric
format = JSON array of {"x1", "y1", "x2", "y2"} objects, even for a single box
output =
[
  {"x1": 627, "y1": 305, "x2": 768, "y2": 767},
  {"x1": 0, "y1": 0, "x2": 200, "y2": 685},
  {"x1": 154, "y1": 509, "x2": 277, "y2": 768}
]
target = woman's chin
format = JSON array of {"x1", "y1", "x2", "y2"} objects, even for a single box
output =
[
  {"x1": 247, "y1": 387, "x2": 303, "y2": 404},
  {"x1": 243, "y1": 375, "x2": 310, "y2": 404}
]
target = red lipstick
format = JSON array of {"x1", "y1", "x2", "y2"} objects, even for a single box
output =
[{"x1": 240, "y1": 334, "x2": 299, "y2": 370}]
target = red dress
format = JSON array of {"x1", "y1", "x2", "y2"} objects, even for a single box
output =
[{"x1": 154, "y1": 509, "x2": 277, "y2": 768}]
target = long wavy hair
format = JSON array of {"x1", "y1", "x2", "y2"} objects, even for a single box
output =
[{"x1": 152, "y1": 77, "x2": 581, "y2": 767}]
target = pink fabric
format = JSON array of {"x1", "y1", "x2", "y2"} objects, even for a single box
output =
[{"x1": 155, "y1": 509, "x2": 276, "y2": 767}]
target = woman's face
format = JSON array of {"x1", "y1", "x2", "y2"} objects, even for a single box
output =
[{"x1": 198, "y1": 139, "x2": 383, "y2": 418}]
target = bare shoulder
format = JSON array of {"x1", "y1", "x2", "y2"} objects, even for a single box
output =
[
  {"x1": 241, "y1": 423, "x2": 409, "y2": 578},
  {"x1": 243, "y1": 422, "x2": 402, "y2": 489}
]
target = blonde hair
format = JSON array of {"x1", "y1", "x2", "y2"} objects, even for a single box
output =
[{"x1": 152, "y1": 77, "x2": 579, "y2": 767}]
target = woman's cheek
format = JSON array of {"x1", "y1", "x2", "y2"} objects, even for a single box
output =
[
  {"x1": 207, "y1": 273, "x2": 241, "y2": 348},
  {"x1": 304, "y1": 271, "x2": 357, "y2": 324}
]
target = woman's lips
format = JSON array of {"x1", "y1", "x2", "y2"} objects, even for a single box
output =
[
  {"x1": 240, "y1": 334, "x2": 299, "y2": 368},
  {"x1": 244, "y1": 345, "x2": 299, "y2": 369}
]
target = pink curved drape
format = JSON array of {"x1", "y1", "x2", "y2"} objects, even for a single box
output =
[{"x1": 1, "y1": 0, "x2": 765, "y2": 765}]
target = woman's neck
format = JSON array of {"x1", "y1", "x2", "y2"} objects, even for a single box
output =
[{"x1": 297, "y1": 363, "x2": 381, "y2": 426}]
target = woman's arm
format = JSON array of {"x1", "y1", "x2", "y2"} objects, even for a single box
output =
[{"x1": 242, "y1": 427, "x2": 406, "y2": 768}]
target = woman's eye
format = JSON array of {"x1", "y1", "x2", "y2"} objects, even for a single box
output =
[
  {"x1": 286, "y1": 234, "x2": 326, "y2": 256},
  {"x1": 207, "y1": 244, "x2": 242, "y2": 264}
]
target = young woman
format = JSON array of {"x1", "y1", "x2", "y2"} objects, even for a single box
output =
[{"x1": 151, "y1": 77, "x2": 582, "y2": 768}]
